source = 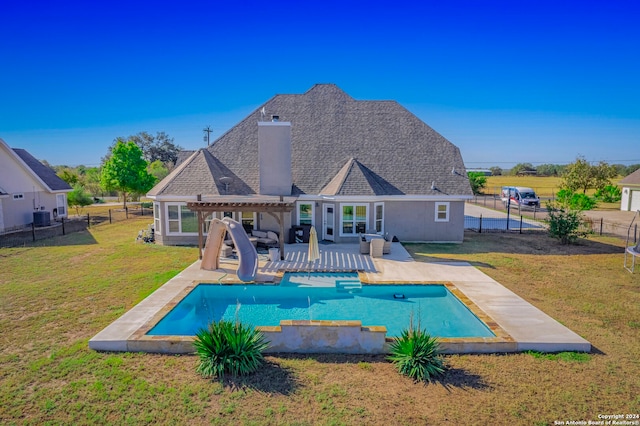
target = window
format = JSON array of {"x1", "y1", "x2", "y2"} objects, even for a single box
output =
[
  {"x1": 240, "y1": 211, "x2": 256, "y2": 233},
  {"x1": 12, "y1": 193, "x2": 24, "y2": 200},
  {"x1": 374, "y1": 202, "x2": 384, "y2": 234},
  {"x1": 297, "y1": 202, "x2": 314, "y2": 226},
  {"x1": 341, "y1": 204, "x2": 368, "y2": 235},
  {"x1": 154, "y1": 203, "x2": 161, "y2": 235},
  {"x1": 435, "y1": 202, "x2": 449, "y2": 222},
  {"x1": 166, "y1": 203, "x2": 198, "y2": 234},
  {"x1": 56, "y1": 194, "x2": 67, "y2": 216}
]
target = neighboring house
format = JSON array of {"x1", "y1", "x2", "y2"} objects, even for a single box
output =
[
  {"x1": 619, "y1": 168, "x2": 640, "y2": 212},
  {"x1": 0, "y1": 138, "x2": 72, "y2": 233},
  {"x1": 148, "y1": 84, "x2": 472, "y2": 246}
]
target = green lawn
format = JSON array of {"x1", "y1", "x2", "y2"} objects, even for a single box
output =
[{"x1": 1, "y1": 218, "x2": 638, "y2": 425}]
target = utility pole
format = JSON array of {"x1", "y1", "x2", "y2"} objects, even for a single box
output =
[{"x1": 203, "y1": 126, "x2": 213, "y2": 146}]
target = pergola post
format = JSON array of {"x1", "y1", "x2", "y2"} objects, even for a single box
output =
[{"x1": 197, "y1": 211, "x2": 204, "y2": 260}]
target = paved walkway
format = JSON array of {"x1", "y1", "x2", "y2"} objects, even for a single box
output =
[{"x1": 90, "y1": 241, "x2": 590, "y2": 354}]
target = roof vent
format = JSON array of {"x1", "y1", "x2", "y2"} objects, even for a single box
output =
[{"x1": 271, "y1": 115, "x2": 279, "y2": 122}]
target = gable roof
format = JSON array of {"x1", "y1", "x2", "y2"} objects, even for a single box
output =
[
  {"x1": 151, "y1": 84, "x2": 471, "y2": 197},
  {"x1": 619, "y1": 168, "x2": 640, "y2": 186},
  {"x1": 0, "y1": 138, "x2": 71, "y2": 192},
  {"x1": 12, "y1": 149, "x2": 72, "y2": 191}
]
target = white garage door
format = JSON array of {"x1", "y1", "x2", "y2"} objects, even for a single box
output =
[{"x1": 631, "y1": 190, "x2": 640, "y2": 212}]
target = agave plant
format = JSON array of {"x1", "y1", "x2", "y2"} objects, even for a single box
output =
[
  {"x1": 193, "y1": 319, "x2": 268, "y2": 379},
  {"x1": 387, "y1": 319, "x2": 445, "y2": 382}
]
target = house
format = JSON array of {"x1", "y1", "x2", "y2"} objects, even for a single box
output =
[
  {"x1": 0, "y1": 138, "x2": 72, "y2": 233},
  {"x1": 147, "y1": 84, "x2": 473, "y2": 246},
  {"x1": 619, "y1": 168, "x2": 640, "y2": 212}
]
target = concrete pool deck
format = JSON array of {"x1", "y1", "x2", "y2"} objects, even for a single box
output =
[{"x1": 89, "y1": 242, "x2": 591, "y2": 354}]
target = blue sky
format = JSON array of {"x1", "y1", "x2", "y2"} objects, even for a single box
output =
[{"x1": 1, "y1": 1, "x2": 638, "y2": 168}]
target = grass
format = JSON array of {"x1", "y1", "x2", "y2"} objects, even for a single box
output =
[
  {"x1": 484, "y1": 175, "x2": 625, "y2": 198},
  {"x1": 1, "y1": 218, "x2": 639, "y2": 424}
]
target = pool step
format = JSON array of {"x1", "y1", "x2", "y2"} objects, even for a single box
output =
[{"x1": 336, "y1": 280, "x2": 362, "y2": 293}]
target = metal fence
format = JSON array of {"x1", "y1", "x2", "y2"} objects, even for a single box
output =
[
  {"x1": 464, "y1": 214, "x2": 547, "y2": 233},
  {"x1": 582, "y1": 216, "x2": 638, "y2": 244},
  {"x1": 466, "y1": 198, "x2": 638, "y2": 243},
  {"x1": 0, "y1": 205, "x2": 153, "y2": 248}
]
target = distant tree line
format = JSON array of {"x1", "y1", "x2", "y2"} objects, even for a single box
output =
[
  {"x1": 43, "y1": 131, "x2": 183, "y2": 212},
  {"x1": 489, "y1": 162, "x2": 640, "y2": 177}
]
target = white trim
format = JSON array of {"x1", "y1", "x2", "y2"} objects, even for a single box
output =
[
  {"x1": 296, "y1": 201, "x2": 315, "y2": 226},
  {"x1": 165, "y1": 202, "x2": 199, "y2": 235},
  {"x1": 322, "y1": 203, "x2": 335, "y2": 241},
  {"x1": 435, "y1": 202, "x2": 450, "y2": 222},
  {"x1": 339, "y1": 203, "x2": 369, "y2": 236},
  {"x1": 56, "y1": 193, "x2": 67, "y2": 217},
  {"x1": 374, "y1": 202, "x2": 384, "y2": 234},
  {"x1": 153, "y1": 202, "x2": 161, "y2": 235}
]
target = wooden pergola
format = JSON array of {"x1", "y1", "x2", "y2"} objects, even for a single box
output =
[{"x1": 186, "y1": 198, "x2": 295, "y2": 261}]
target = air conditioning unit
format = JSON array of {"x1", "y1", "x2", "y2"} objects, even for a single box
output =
[{"x1": 33, "y1": 211, "x2": 51, "y2": 227}]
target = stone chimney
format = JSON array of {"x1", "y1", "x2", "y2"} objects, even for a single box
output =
[{"x1": 258, "y1": 120, "x2": 292, "y2": 195}]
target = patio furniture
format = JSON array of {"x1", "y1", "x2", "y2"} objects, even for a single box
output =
[
  {"x1": 359, "y1": 233, "x2": 391, "y2": 255},
  {"x1": 370, "y1": 238, "x2": 384, "y2": 258},
  {"x1": 383, "y1": 238, "x2": 391, "y2": 255},
  {"x1": 360, "y1": 236, "x2": 370, "y2": 254},
  {"x1": 220, "y1": 244, "x2": 233, "y2": 258}
]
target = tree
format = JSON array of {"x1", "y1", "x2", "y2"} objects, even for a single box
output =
[
  {"x1": 107, "y1": 131, "x2": 183, "y2": 165},
  {"x1": 57, "y1": 168, "x2": 79, "y2": 186},
  {"x1": 67, "y1": 185, "x2": 94, "y2": 215},
  {"x1": 536, "y1": 163, "x2": 564, "y2": 177},
  {"x1": 148, "y1": 159, "x2": 169, "y2": 182},
  {"x1": 509, "y1": 163, "x2": 536, "y2": 176},
  {"x1": 489, "y1": 166, "x2": 502, "y2": 176},
  {"x1": 562, "y1": 157, "x2": 616, "y2": 194},
  {"x1": 100, "y1": 141, "x2": 156, "y2": 208},
  {"x1": 467, "y1": 172, "x2": 487, "y2": 195}
]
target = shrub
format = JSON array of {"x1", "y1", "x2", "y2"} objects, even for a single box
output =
[
  {"x1": 387, "y1": 318, "x2": 445, "y2": 382},
  {"x1": 555, "y1": 189, "x2": 597, "y2": 210},
  {"x1": 545, "y1": 201, "x2": 590, "y2": 244},
  {"x1": 193, "y1": 319, "x2": 268, "y2": 380},
  {"x1": 594, "y1": 185, "x2": 622, "y2": 203}
]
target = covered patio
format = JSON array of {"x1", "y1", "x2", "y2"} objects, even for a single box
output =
[{"x1": 187, "y1": 197, "x2": 295, "y2": 261}]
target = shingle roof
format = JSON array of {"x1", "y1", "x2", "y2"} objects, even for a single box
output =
[
  {"x1": 619, "y1": 168, "x2": 640, "y2": 186},
  {"x1": 12, "y1": 148, "x2": 72, "y2": 191},
  {"x1": 151, "y1": 84, "x2": 471, "y2": 197}
]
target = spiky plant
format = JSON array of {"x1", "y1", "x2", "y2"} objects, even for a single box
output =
[
  {"x1": 193, "y1": 319, "x2": 268, "y2": 379},
  {"x1": 387, "y1": 315, "x2": 445, "y2": 382}
]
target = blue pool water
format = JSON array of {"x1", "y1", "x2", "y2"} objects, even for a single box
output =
[{"x1": 147, "y1": 272, "x2": 495, "y2": 338}]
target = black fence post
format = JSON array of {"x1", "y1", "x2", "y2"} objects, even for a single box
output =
[
  {"x1": 62, "y1": 217, "x2": 65, "y2": 235},
  {"x1": 31, "y1": 222, "x2": 36, "y2": 242},
  {"x1": 479, "y1": 214, "x2": 483, "y2": 233},
  {"x1": 600, "y1": 218, "x2": 603, "y2": 236},
  {"x1": 87, "y1": 213, "x2": 91, "y2": 228},
  {"x1": 109, "y1": 209, "x2": 112, "y2": 224},
  {"x1": 125, "y1": 206, "x2": 128, "y2": 219},
  {"x1": 519, "y1": 215, "x2": 523, "y2": 234},
  {"x1": 141, "y1": 205, "x2": 144, "y2": 216}
]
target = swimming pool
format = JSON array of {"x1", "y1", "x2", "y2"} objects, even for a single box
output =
[{"x1": 147, "y1": 272, "x2": 494, "y2": 338}]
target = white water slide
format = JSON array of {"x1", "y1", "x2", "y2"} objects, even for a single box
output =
[{"x1": 200, "y1": 218, "x2": 258, "y2": 282}]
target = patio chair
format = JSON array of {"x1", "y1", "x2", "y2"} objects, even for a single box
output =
[
  {"x1": 360, "y1": 235, "x2": 370, "y2": 254},
  {"x1": 370, "y1": 238, "x2": 384, "y2": 258}
]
